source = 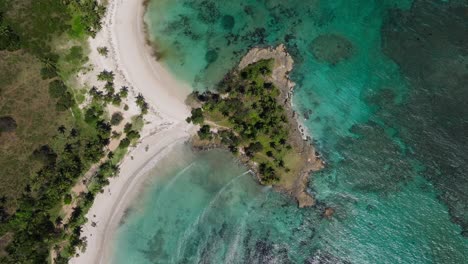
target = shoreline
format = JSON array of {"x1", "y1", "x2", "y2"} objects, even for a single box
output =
[
  {"x1": 191, "y1": 44, "x2": 323, "y2": 208},
  {"x1": 239, "y1": 45, "x2": 323, "y2": 207},
  {"x1": 70, "y1": 0, "x2": 194, "y2": 263}
]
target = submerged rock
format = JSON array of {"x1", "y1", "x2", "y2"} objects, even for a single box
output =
[
  {"x1": 205, "y1": 49, "x2": 219, "y2": 63},
  {"x1": 323, "y1": 207, "x2": 335, "y2": 218},
  {"x1": 381, "y1": 0, "x2": 468, "y2": 234},
  {"x1": 306, "y1": 250, "x2": 352, "y2": 264},
  {"x1": 221, "y1": 15, "x2": 235, "y2": 30},
  {"x1": 310, "y1": 34, "x2": 354, "y2": 65}
]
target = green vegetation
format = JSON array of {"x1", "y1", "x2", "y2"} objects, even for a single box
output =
[
  {"x1": 0, "y1": 51, "x2": 68, "y2": 208},
  {"x1": 119, "y1": 86, "x2": 129, "y2": 98},
  {"x1": 197, "y1": 124, "x2": 212, "y2": 140},
  {"x1": 92, "y1": 69, "x2": 140, "y2": 108},
  {"x1": 135, "y1": 93, "x2": 149, "y2": 115},
  {"x1": 0, "y1": 116, "x2": 17, "y2": 133},
  {"x1": 0, "y1": 1, "x2": 143, "y2": 263},
  {"x1": 0, "y1": 58, "x2": 115, "y2": 262},
  {"x1": 115, "y1": 121, "x2": 140, "y2": 152},
  {"x1": 48, "y1": 80, "x2": 75, "y2": 111},
  {"x1": 187, "y1": 59, "x2": 298, "y2": 184},
  {"x1": 110, "y1": 112, "x2": 123, "y2": 126},
  {"x1": 97, "y1": 70, "x2": 114, "y2": 82},
  {"x1": 186, "y1": 108, "x2": 204, "y2": 124},
  {"x1": 97, "y1": 46, "x2": 108, "y2": 57}
]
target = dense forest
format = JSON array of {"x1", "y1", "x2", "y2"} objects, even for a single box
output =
[
  {"x1": 0, "y1": 0, "x2": 143, "y2": 263},
  {"x1": 187, "y1": 59, "x2": 305, "y2": 186}
]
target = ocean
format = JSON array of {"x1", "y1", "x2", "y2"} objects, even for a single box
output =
[{"x1": 112, "y1": 0, "x2": 468, "y2": 263}]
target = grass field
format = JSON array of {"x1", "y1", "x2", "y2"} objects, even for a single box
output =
[
  {"x1": 0, "y1": 1, "x2": 111, "y2": 262},
  {"x1": 0, "y1": 50, "x2": 72, "y2": 210}
]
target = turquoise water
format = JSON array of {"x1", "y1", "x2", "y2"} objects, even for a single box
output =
[{"x1": 114, "y1": 0, "x2": 468, "y2": 263}]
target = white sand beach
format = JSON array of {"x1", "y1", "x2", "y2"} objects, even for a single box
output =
[{"x1": 70, "y1": 0, "x2": 194, "y2": 263}]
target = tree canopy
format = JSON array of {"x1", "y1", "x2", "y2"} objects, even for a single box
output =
[{"x1": 187, "y1": 59, "x2": 294, "y2": 184}]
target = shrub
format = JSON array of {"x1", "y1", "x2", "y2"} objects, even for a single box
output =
[
  {"x1": 97, "y1": 46, "x2": 108, "y2": 57},
  {"x1": 48, "y1": 80, "x2": 67, "y2": 98},
  {"x1": 63, "y1": 194, "x2": 72, "y2": 205},
  {"x1": 0, "y1": 116, "x2": 17, "y2": 133},
  {"x1": 40, "y1": 66, "x2": 57, "y2": 79},
  {"x1": 197, "y1": 125, "x2": 212, "y2": 140},
  {"x1": 85, "y1": 107, "x2": 99, "y2": 124},
  {"x1": 110, "y1": 112, "x2": 123, "y2": 126},
  {"x1": 31, "y1": 145, "x2": 57, "y2": 165},
  {"x1": 56, "y1": 92, "x2": 74, "y2": 111},
  {"x1": 0, "y1": 23, "x2": 20, "y2": 51},
  {"x1": 65, "y1": 46, "x2": 84, "y2": 63},
  {"x1": 245, "y1": 142, "x2": 263, "y2": 157},
  {"x1": 259, "y1": 163, "x2": 279, "y2": 183},
  {"x1": 119, "y1": 138, "x2": 130, "y2": 148},
  {"x1": 126, "y1": 130, "x2": 140, "y2": 140},
  {"x1": 190, "y1": 108, "x2": 204, "y2": 124},
  {"x1": 123, "y1": 123, "x2": 132, "y2": 133}
]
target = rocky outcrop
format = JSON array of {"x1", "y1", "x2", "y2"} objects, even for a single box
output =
[
  {"x1": 239, "y1": 44, "x2": 323, "y2": 208},
  {"x1": 239, "y1": 44, "x2": 295, "y2": 93}
]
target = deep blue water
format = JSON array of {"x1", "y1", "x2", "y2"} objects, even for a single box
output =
[{"x1": 113, "y1": 0, "x2": 468, "y2": 263}]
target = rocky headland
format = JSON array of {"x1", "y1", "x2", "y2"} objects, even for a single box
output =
[{"x1": 189, "y1": 44, "x2": 323, "y2": 207}]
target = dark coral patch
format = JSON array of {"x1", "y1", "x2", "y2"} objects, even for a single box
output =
[
  {"x1": 381, "y1": 0, "x2": 468, "y2": 235},
  {"x1": 205, "y1": 49, "x2": 219, "y2": 63},
  {"x1": 221, "y1": 15, "x2": 235, "y2": 30},
  {"x1": 196, "y1": 0, "x2": 220, "y2": 24},
  {"x1": 310, "y1": 34, "x2": 354, "y2": 65}
]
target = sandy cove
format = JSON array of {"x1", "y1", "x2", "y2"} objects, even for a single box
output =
[{"x1": 70, "y1": 0, "x2": 194, "y2": 263}]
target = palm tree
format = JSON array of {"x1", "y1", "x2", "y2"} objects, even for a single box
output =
[
  {"x1": 89, "y1": 86, "x2": 98, "y2": 96},
  {"x1": 279, "y1": 138, "x2": 286, "y2": 145},
  {"x1": 41, "y1": 55, "x2": 57, "y2": 72},
  {"x1": 119, "y1": 86, "x2": 129, "y2": 98},
  {"x1": 58, "y1": 125, "x2": 66, "y2": 134},
  {"x1": 70, "y1": 128, "x2": 78, "y2": 138},
  {"x1": 278, "y1": 159, "x2": 285, "y2": 167},
  {"x1": 55, "y1": 216, "x2": 63, "y2": 226},
  {"x1": 64, "y1": 143, "x2": 73, "y2": 153},
  {"x1": 136, "y1": 93, "x2": 145, "y2": 106}
]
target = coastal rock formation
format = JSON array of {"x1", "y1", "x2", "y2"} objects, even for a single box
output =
[
  {"x1": 239, "y1": 44, "x2": 295, "y2": 93},
  {"x1": 323, "y1": 207, "x2": 335, "y2": 218},
  {"x1": 195, "y1": 44, "x2": 323, "y2": 208},
  {"x1": 239, "y1": 44, "x2": 323, "y2": 208}
]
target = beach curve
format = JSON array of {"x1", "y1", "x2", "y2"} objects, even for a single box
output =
[{"x1": 70, "y1": 0, "x2": 194, "y2": 263}]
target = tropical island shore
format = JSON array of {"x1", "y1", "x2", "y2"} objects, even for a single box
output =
[
  {"x1": 187, "y1": 45, "x2": 323, "y2": 208},
  {"x1": 70, "y1": 0, "x2": 194, "y2": 263},
  {"x1": 71, "y1": 1, "x2": 322, "y2": 263}
]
